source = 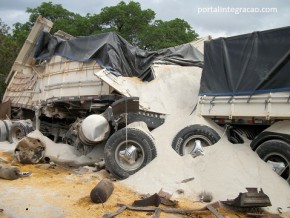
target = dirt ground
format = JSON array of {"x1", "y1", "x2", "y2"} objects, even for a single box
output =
[{"x1": 0, "y1": 151, "x2": 286, "y2": 218}]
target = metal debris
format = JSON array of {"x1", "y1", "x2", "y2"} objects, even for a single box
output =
[
  {"x1": 206, "y1": 204, "x2": 224, "y2": 218},
  {"x1": 158, "y1": 189, "x2": 172, "y2": 199},
  {"x1": 103, "y1": 203, "x2": 209, "y2": 218},
  {"x1": 132, "y1": 193, "x2": 161, "y2": 207},
  {"x1": 180, "y1": 177, "x2": 195, "y2": 183},
  {"x1": 221, "y1": 188, "x2": 271, "y2": 208}
]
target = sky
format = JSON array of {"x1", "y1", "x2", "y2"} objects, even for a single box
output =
[{"x1": 0, "y1": 0, "x2": 289, "y2": 38}]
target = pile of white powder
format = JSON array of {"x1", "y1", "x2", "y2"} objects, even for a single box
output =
[
  {"x1": 122, "y1": 64, "x2": 290, "y2": 213},
  {"x1": 1, "y1": 62, "x2": 289, "y2": 214}
]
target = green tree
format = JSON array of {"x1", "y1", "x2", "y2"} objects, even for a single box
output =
[
  {"x1": 96, "y1": 1, "x2": 155, "y2": 45},
  {"x1": 26, "y1": 2, "x2": 90, "y2": 36},
  {"x1": 0, "y1": 19, "x2": 19, "y2": 100},
  {"x1": 12, "y1": 22, "x2": 31, "y2": 45},
  {"x1": 96, "y1": 1, "x2": 197, "y2": 50},
  {"x1": 139, "y1": 18, "x2": 198, "y2": 50},
  {"x1": 11, "y1": 1, "x2": 198, "y2": 50}
]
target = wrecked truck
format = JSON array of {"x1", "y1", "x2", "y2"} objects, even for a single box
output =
[
  {"x1": 172, "y1": 26, "x2": 290, "y2": 184},
  {"x1": 1, "y1": 16, "x2": 204, "y2": 179}
]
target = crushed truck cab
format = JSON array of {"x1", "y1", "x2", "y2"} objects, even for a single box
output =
[{"x1": 2, "y1": 16, "x2": 204, "y2": 179}]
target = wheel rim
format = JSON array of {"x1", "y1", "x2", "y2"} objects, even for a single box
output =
[
  {"x1": 183, "y1": 135, "x2": 212, "y2": 155},
  {"x1": 263, "y1": 152, "x2": 289, "y2": 182},
  {"x1": 11, "y1": 128, "x2": 26, "y2": 142},
  {"x1": 115, "y1": 140, "x2": 145, "y2": 171}
]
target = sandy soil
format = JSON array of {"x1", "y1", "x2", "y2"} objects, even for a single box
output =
[{"x1": 0, "y1": 151, "x2": 253, "y2": 218}]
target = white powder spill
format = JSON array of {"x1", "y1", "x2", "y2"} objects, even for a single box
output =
[
  {"x1": 0, "y1": 141, "x2": 16, "y2": 153},
  {"x1": 263, "y1": 120, "x2": 290, "y2": 135},
  {"x1": 123, "y1": 65, "x2": 290, "y2": 213},
  {"x1": 1, "y1": 62, "x2": 289, "y2": 214},
  {"x1": 20, "y1": 130, "x2": 105, "y2": 166},
  {"x1": 96, "y1": 65, "x2": 202, "y2": 115}
]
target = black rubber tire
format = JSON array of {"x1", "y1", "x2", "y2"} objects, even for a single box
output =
[
  {"x1": 135, "y1": 129, "x2": 157, "y2": 160},
  {"x1": 0, "y1": 121, "x2": 7, "y2": 141},
  {"x1": 172, "y1": 124, "x2": 220, "y2": 156},
  {"x1": 8, "y1": 122, "x2": 28, "y2": 143},
  {"x1": 256, "y1": 139, "x2": 290, "y2": 184},
  {"x1": 3, "y1": 120, "x2": 12, "y2": 141},
  {"x1": 104, "y1": 128, "x2": 156, "y2": 180}
]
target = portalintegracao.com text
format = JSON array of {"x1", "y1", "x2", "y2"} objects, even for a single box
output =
[{"x1": 198, "y1": 6, "x2": 277, "y2": 15}]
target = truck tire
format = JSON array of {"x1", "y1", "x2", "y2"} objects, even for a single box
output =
[
  {"x1": 104, "y1": 128, "x2": 156, "y2": 180},
  {"x1": 3, "y1": 120, "x2": 12, "y2": 139},
  {"x1": 0, "y1": 120, "x2": 13, "y2": 142},
  {"x1": 9, "y1": 120, "x2": 34, "y2": 144},
  {"x1": 9, "y1": 122, "x2": 28, "y2": 144},
  {"x1": 0, "y1": 121, "x2": 7, "y2": 141},
  {"x1": 172, "y1": 125, "x2": 220, "y2": 156},
  {"x1": 256, "y1": 139, "x2": 290, "y2": 184}
]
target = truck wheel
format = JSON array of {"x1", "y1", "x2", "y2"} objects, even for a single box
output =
[
  {"x1": 172, "y1": 125, "x2": 220, "y2": 156},
  {"x1": 104, "y1": 128, "x2": 156, "y2": 180},
  {"x1": 256, "y1": 139, "x2": 290, "y2": 184},
  {"x1": 9, "y1": 122, "x2": 28, "y2": 143},
  {"x1": 0, "y1": 121, "x2": 8, "y2": 142},
  {"x1": 3, "y1": 120, "x2": 12, "y2": 140}
]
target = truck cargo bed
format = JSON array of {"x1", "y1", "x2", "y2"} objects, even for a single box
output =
[{"x1": 197, "y1": 92, "x2": 290, "y2": 120}]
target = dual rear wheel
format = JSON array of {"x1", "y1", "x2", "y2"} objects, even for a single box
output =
[
  {"x1": 104, "y1": 128, "x2": 156, "y2": 180},
  {"x1": 171, "y1": 125, "x2": 220, "y2": 156},
  {"x1": 256, "y1": 139, "x2": 290, "y2": 184}
]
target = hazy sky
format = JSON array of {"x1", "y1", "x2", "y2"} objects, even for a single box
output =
[{"x1": 0, "y1": 0, "x2": 289, "y2": 38}]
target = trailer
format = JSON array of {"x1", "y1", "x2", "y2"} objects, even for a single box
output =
[{"x1": 172, "y1": 27, "x2": 290, "y2": 184}]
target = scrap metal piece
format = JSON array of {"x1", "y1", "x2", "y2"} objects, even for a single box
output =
[
  {"x1": 14, "y1": 136, "x2": 46, "y2": 164},
  {"x1": 132, "y1": 193, "x2": 161, "y2": 207},
  {"x1": 103, "y1": 205, "x2": 127, "y2": 218},
  {"x1": 160, "y1": 197, "x2": 178, "y2": 207},
  {"x1": 157, "y1": 189, "x2": 178, "y2": 207},
  {"x1": 158, "y1": 189, "x2": 172, "y2": 199},
  {"x1": 222, "y1": 188, "x2": 272, "y2": 208},
  {"x1": 180, "y1": 177, "x2": 195, "y2": 183},
  {"x1": 111, "y1": 97, "x2": 139, "y2": 115},
  {"x1": 153, "y1": 208, "x2": 162, "y2": 218},
  {"x1": 206, "y1": 204, "x2": 225, "y2": 218}
]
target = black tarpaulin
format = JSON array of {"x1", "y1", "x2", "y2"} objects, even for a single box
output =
[
  {"x1": 199, "y1": 26, "x2": 290, "y2": 96},
  {"x1": 34, "y1": 32, "x2": 203, "y2": 81}
]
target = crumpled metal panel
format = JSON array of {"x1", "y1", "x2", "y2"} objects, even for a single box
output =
[{"x1": 3, "y1": 69, "x2": 38, "y2": 110}]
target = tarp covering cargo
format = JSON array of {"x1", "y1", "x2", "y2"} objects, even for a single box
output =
[
  {"x1": 34, "y1": 32, "x2": 203, "y2": 81},
  {"x1": 199, "y1": 26, "x2": 290, "y2": 96}
]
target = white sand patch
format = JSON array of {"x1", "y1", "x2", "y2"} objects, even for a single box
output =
[
  {"x1": 96, "y1": 65, "x2": 202, "y2": 115},
  {"x1": 122, "y1": 65, "x2": 290, "y2": 213},
  {"x1": 4, "y1": 130, "x2": 105, "y2": 166},
  {"x1": 124, "y1": 112, "x2": 290, "y2": 213},
  {"x1": 0, "y1": 141, "x2": 16, "y2": 153}
]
